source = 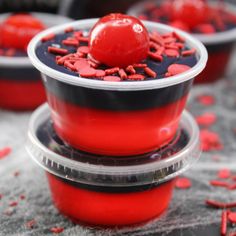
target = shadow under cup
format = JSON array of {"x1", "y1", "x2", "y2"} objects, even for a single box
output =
[{"x1": 43, "y1": 75, "x2": 193, "y2": 156}]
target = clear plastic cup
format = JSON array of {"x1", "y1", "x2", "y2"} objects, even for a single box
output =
[
  {"x1": 0, "y1": 13, "x2": 72, "y2": 110},
  {"x1": 128, "y1": 0, "x2": 236, "y2": 84},
  {"x1": 28, "y1": 19, "x2": 207, "y2": 156},
  {"x1": 26, "y1": 103, "x2": 201, "y2": 227}
]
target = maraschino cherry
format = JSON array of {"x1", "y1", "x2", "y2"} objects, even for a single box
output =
[
  {"x1": 89, "y1": 13, "x2": 149, "y2": 68},
  {"x1": 1, "y1": 14, "x2": 45, "y2": 50},
  {"x1": 170, "y1": 0, "x2": 208, "y2": 29}
]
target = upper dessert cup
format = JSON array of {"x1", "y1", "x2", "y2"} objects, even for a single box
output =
[
  {"x1": 128, "y1": 0, "x2": 236, "y2": 83},
  {"x1": 28, "y1": 15, "x2": 207, "y2": 156},
  {"x1": 0, "y1": 12, "x2": 72, "y2": 110}
]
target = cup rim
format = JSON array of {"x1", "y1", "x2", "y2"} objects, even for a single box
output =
[
  {"x1": 0, "y1": 12, "x2": 72, "y2": 68},
  {"x1": 25, "y1": 103, "x2": 201, "y2": 187},
  {"x1": 127, "y1": 0, "x2": 236, "y2": 46},
  {"x1": 27, "y1": 18, "x2": 208, "y2": 91}
]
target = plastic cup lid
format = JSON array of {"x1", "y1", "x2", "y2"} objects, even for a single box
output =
[
  {"x1": 0, "y1": 12, "x2": 72, "y2": 68},
  {"x1": 127, "y1": 0, "x2": 236, "y2": 46},
  {"x1": 27, "y1": 18, "x2": 207, "y2": 91},
  {"x1": 26, "y1": 103, "x2": 201, "y2": 187}
]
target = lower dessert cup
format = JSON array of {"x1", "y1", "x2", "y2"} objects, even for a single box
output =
[{"x1": 26, "y1": 103, "x2": 201, "y2": 227}]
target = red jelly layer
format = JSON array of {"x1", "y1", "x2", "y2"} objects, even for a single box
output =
[
  {"x1": 47, "y1": 93, "x2": 188, "y2": 156},
  {"x1": 195, "y1": 45, "x2": 233, "y2": 83},
  {"x1": 0, "y1": 79, "x2": 46, "y2": 110},
  {"x1": 47, "y1": 173, "x2": 175, "y2": 226}
]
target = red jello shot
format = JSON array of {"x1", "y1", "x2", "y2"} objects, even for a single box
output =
[
  {"x1": 28, "y1": 15, "x2": 207, "y2": 156},
  {"x1": 0, "y1": 13, "x2": 72, "y2": 110},
  {"x1": 128, "y1": 0, "x2": 236, "y2": 84},
  {"x1": 26, "y1": 103, "x2": 201, "y2": 227}
]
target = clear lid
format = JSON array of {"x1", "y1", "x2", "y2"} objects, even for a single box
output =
[{"x1": 26, "y1": 104, "x2": 201, "y2": 187}]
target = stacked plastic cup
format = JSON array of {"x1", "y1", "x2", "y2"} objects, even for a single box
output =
[
  {"x1": 128, "y1": 0, "x2": 236, "y2": 84},
  {"x1": 26, "y1": 18, "x2": 207, "y2": 226}
]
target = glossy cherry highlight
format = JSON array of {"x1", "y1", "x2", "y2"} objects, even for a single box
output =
[{"x1": 89, "y1": 13, "x2": 149, "y2": 68}]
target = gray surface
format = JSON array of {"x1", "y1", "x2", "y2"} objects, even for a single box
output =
[{"x1": 1, "y1": 77, "x2": 236, "y2": 235}]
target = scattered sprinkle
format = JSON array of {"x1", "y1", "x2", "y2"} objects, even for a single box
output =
[
  {"x1": 26, "y1": 219, "x2": 37, "y2": 229},
  {"x1": 197, "y1": 95, "x2": 215, "y2": 106},
  {"x1": 195, "y1": 112, "x2": 217, "y2": 126},
  {"x1": 218, "y1": 168, "x2": 231, "y2": 179},
  {"x1": 0, "y1": 147, "x2": 11, "y2": 159},
  {"x1": 175, "y1": 177, "x2": 192, "y2": 189},
  {"x1": 50, "y1": 227, "x2": 64, "y2": 234}
]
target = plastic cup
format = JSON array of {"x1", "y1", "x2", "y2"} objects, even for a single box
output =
[
  {"x1": 26, "y1": 103, "x2": 201, "y2": 227},
  {"x1": 0, "y1": 13, "x2": 72, "y2": 110},
  {"x1": 128, "y1": 0, "x2": 236, "y2": 84},
  {"x1": 28, "y1": 19, "x2": 207, "y2": 156}
]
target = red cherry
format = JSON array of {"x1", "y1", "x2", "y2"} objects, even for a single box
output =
[
  {"x1": 171, "y1": 0, "x2": 208, "y2": 29},
  {"x1": 1, "y1": 14, "x2": 45, "y2": 50},
  {"x1": 89, "y1": 13, "x2": 149, "y2": 68}
]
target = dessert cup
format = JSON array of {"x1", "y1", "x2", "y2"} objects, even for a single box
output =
[
  {"x1": 128, "y1": 0, "x2": 236, "y2": 84},
  {"x1": 26, "y1": 103, "x2": 201, "y2": 227},
  {"x1": 28, "y1": 19, "x2": 207, "y2": 156},
  {"x1": 0, "y1": 13, "x2": 72, "y2": 110}
]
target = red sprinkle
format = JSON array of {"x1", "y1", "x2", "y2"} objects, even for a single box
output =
[
  {"x1": 103, "y1": 76, "x2": 121, "y2": 82},
  {"x1": 79, "y1": 67, "x2": 97, "y2": 77},
  {"x1": 77, "y1": 46, "x2": 89, "y2": 54},
  {"x1": 74, "y1": 59, "x2": 90, "y2": 72},
  {"x1": 228, "y1": 183, "x2": 236, "y2": 190},
  {"x1": 95, "y1": 69, "x2": 106, "y2": 77},
  {"x1": 200, "y1": 129, "x2": 223, "y2": 152},
  {"x1": 126, "y1": 65, "x2": 136, "y2": 74},
  {"x1": 144, "y1": 67, "x2": 156, "y2": 78},
  {"x1": 128, "y1": 74, "x2": 145, "y2": 81},
  {"x1": 221, "y1": 211, "x2": 228, "y2": 236},
  {"x1": 118, "y1": 69, "x2": 128, "y2": 79},
  {"x1": 148, "y1": 52, "x2": 163, "y2": 62},
  {"x1": 50, "y1": 227, "x2": 64, "y2": 234},
  {"x1": 133, "y1": 63, "x2": 147, "y2": 68},
  {"x1": 218, "y1": 169, "x2": 231, "y2": 179},
  {"x1": 167, "y1": 64, "x2": 190, "y2": 76},
  {"x1": 48, "y1": 47, "x2": 68, "y2": 55},
  {"x1": 0, "y1": 147, "x2": 11, "y2": 159},
  {"x1": 210, "y1": 180, "x2": 229, "y2": 188},
  {"x1": 9, "y1": 201, "x2": 18, "y2": 207},
  {"x1": 197, "y1": 95, "x2": 215, "y2": 106},
  {"x1": 26, "y1": 219, "x2": 36, "y2": 229},
  {"x1": 173, "y1": 31, "x2": 185, "y2": 42},
  {"x1": 105, "y1": 67, "x2": 120, "y2": 75},
  {"x1": 14, "y1": 171, "x2": 20, "y2": 177},
  {"x1": 20, "y1": 194, "x2": 26, "y2": 200},
  {"x1": 228, "y1": 212, "x2": 236, "y2": 224},
  {"x1": 62, "y1": 40, "x2": 79, "y2": 47},
  {"x1": 78, "y1": 36, "x2": 89, "y2": 43},
  {"x1": 195, "y1": 112, "x2": 217, "y2": 126},
  {"x1": 41, "y1": 33, "x2": 55, "y2": 42},
  {"x1": 175, "y1": 177, "x2": 192, "y2": 189},
  {"x1": 182, "y1": 48, "x2": 196, "y2": 57},
  {"x1": 165, "y1": 49, "x2": 179, "y2": 57},
  {"x1": 206, "y1": 199, "x2": 236, "y2": 209}
]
